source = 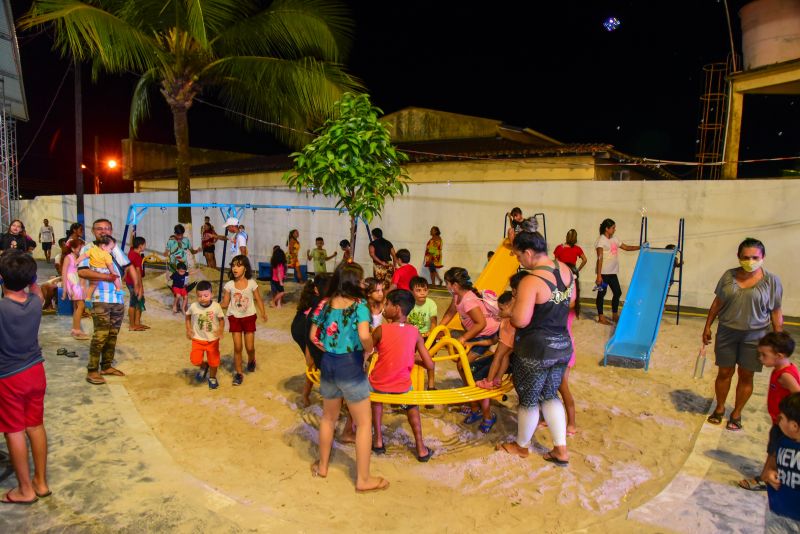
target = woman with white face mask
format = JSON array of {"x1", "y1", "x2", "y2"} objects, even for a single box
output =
[{"x1": 703, "y1": 238, "x2": 783, "y2": 432}]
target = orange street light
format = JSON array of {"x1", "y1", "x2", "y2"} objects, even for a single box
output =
[{"x1": 106, "y1": 159, "x2": 118, "y2": 170}]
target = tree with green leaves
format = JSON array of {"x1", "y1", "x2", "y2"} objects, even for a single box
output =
[
  {"x1": 284, "y1": 92, "x2": 409, "y2": 254},
  {"x1": 20, "y1": 0, "x2": 361, "y2": 226}
]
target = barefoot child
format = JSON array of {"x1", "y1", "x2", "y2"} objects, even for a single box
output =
[
  {"x1": 370, "y1": 289, "x2": 435, "y2": 461},
  {"x1": 170, "y1": 262, "x2": 190, "y2": 313},
  {"x1": 270, "y1": 246, "x2": 287, "y2": 308},
  {"x1": 408, "y1": 276, "x2": 438, "y2": 392},
  {"x1": 762, "y1": 393, "x2": 800, "y2": 530},
  {"x1": 739, "y1": 332, "x2": 800, "y2": 491},
  {"x1": 126, "y1": 236, "x2": 147, "y2": 330},
  {"x1": 309, "y1": 263, "x2": 388, "y2": 492},
  {"x1": 0, "y1": 251, "x2": 49, "y2": 504},
  {"x1": 291, "y1": 274, "x2": 331, "y2": 405},
  {"x1": 185, "y1": 281, "x2": 225, "y2": 390},
  {"x1": 221, "y1": 255, "x2": 268, "y2": 386},
  {"x1": 83, "y1": 235, "x2": 121, "y2": 299}
]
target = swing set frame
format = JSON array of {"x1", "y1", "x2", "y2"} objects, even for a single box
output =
[{"x1": 120, "y1": 202, "x2": 372, "y2": 300}]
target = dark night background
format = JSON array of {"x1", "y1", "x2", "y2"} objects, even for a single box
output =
[{"x1": 9, "y1": 0, "x2": 800, "y2": 197}]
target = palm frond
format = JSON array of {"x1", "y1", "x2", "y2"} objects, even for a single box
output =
[
  {"x1": 184, "y1": 0, "x2": 254, "y2": 48},
  {"x1": 129, "y1": 68, "x2": 160, "y2": 138},
  {"x1": 212, "y1": 0, "x2": 353, "y2": 63},
  {"x1": 207, "y1": 55, "x2": 362, "y2": 148},
  {"x1": 19, "y1": 0, "x2": 160, "y2": 74}
]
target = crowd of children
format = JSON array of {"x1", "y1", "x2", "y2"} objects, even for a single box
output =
[{"x1": 2, "y1": 212, "x2": 798, "y2": 529}]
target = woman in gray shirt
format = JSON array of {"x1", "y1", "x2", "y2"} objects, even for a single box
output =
[{"x1": 702, "y1": 237, "x2": 783, "y2": 431}]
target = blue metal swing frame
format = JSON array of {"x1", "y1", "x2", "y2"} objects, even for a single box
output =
[{"x1": 120, "y1": 202, "x2": 371, "y2": 300}]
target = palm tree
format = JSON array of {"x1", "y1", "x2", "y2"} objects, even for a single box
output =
[{"x1": 20, "y1": 0, "x2": 361, "y2": 225}]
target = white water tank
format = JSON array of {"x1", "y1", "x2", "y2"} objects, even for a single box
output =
[{"x1": 740, "y1": 0, "x2": 800, "y2": 70}]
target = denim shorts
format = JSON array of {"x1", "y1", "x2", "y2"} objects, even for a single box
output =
[
  {"x1": 470, "y1": 356, "x2": 494, "y2": 381},
  {"x1": 466, "y1": 333, "x2": 498, "y2": 356},
  {"x1": 320, "y1": 351, "x2": 371, "y2": 402}
]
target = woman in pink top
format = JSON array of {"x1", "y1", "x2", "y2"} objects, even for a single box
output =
[
  {"x1": 440, "y1": 267, "x2": 501, "y2": 428},
  {"x1": 62, "y1": 238, "x2": 89, "y2": 340},
  {"x1": 369, "y1": 290, "x2": 434, "y2": 461}
]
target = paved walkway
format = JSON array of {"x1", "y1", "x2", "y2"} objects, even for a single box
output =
[
  {"x1": 629, "y1": 361, "x2": 773, "y2": 532},
  {"x1": 0, "y1": 316, "x2": 298, "y2": 534},
  {"x1": 1, "y1": 265, "x2": 793, "y2": 532}
]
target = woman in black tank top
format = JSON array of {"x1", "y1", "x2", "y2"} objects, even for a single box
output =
[{"x1": 497, "y1": 226, "x2": 574, "y2": 466}]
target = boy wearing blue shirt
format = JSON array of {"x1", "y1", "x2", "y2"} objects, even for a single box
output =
[{"x1": 763, "y1": 392, "x2": 800, "y2": 532}]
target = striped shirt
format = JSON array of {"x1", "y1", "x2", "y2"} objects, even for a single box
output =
[{"x1": 78, "y1": 243, "x2": 131, "y2": 304}]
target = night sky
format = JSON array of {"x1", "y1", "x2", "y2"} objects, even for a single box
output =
[{"x1": 9, "y1": 0, "x2": 799, "y2": 197}]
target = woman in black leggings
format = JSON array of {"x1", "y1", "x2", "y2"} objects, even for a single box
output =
[{"x1": 594, "y1": 218, "x2": 640, "y2": 325}]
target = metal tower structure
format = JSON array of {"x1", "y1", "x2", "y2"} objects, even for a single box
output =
[
  {"x1": 695, "y1": 62, "x2": 730, "y2": 180},
  {"x1": 0, "y1": 1, "x2": 28, "y2": 228}
]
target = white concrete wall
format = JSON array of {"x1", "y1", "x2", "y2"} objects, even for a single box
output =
[{"x1": 16, "y1": 179, "x2": 800, "y2": 315}]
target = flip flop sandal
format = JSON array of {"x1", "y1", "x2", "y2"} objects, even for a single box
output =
[
  {"x1": 100, "y1": 368, "x2": 125, "y2": 377},
  {"x1": 726, "y1": 417, "x2": 743, "y2": 431},
  {"x1": 86, "y1": 375, "x2": 106, "y2": 385},
  {"x1": 707, "y1": 411, "x2": 725, "y2": 425},
  {"x1": 65, "y1": 351, "x2": 78, "y2": 358},
  {"x1": 417, "y1": 448, "x2": 434, "y2": 463},
  {"x1": 479, "y1": 413, "x2": 497, "y2": 433},
  {"x1": 371, "y1": 445, "x2": 386, "y2": 455},
  {"x1": 56, "y1": 348, "x2": 68, "y2": 356},
  {"x1": 1, "y1": 490, "x2": 38, "y2": 505},
  {"x1": 738, "y1": 476, "x2": 767, "y2": 491},
  {"x1": 543, "y1": 451, "x2": 569, "y2": 467},
  {"x1": 463, "y1": 411, "x2": 483, "y2": 425}
]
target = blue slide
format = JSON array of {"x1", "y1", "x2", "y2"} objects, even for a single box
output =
[{"x1": 603, "y1": 245, "x2": 678, "y2": 371}]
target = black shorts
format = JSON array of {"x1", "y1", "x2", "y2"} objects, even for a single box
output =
[
  {"x1": 270, "y1": 281, "x2": 285, "y2": 294},
  {"x1": 42, "y1": 242, "x2": 52, "y2": 251},
  {"x1": 202, "y1": 246, "x2": 215, "y2": 254}
]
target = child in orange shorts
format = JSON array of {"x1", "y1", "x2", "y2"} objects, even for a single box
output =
[{"x1": 185, "y1": 280, "x2": 225, "y2": 389}]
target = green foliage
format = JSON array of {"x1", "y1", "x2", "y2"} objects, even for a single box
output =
[
  {"x1": 18, "y1": 0, "x2": 363, "y2": 147},
  {"x1": 284, "y1": 93, "x2": 409, "y2": 224}
]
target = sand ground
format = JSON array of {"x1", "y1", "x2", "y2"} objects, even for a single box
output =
[{"x1": 0, "y1": 264, "x2": 783, "y2": 533}]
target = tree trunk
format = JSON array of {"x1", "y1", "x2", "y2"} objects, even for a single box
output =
[
  {"x1": 171, "y1": 105, "x2": 192, "y2": 225},
  {"x1": 349, "y1": 215, "x2": 357, "y2": 261}
]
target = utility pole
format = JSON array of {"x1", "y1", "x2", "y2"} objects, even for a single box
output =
[
  {"x1": 74, "y1": 61, "x2": 84, "y2": 226},
  {"x1": 94, "y1": 135, "x2": 100, "y2": 194}
]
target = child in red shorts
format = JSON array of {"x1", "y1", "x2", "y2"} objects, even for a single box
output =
[
  {"x1": 220, "y1": 255, "x2": 267, "y2": 386},
  {"x1": 0, "y1": 251, "x2": 50, "y2": 504},
  {"x1": 171, "y1": 262, "x2": 190, "y2": 313},
  {"x1": 185, "y1": 281, "x2": 225, "y2": 390}
]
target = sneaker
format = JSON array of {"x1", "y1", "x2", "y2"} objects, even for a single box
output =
[
  {"x1": 246, "y1": 360, "x2": 256, "y2": 373},
  {"x1": 232, "y1": 373, "x2": 243, "y2": 386},
  {"x1": 208, "y1": 377, "x2": 219, "y2": 390}
]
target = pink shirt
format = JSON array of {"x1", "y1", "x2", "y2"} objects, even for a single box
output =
[
  {"x1": 498, "y1": 318, "x2": 515, "y2": 348},
  {"x1": 370, "y1": 322, "x2": 419, "y2": 393},
  {"x1": 456, "y1": 291, "x2": 500, "y2": 338},
  {"x1": 272, "y1": 263, "x2": 286, "y2": 283}
]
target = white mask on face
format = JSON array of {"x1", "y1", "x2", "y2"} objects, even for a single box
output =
[{"x1": 739, "y1": 259, "x2": 763, "y2": 272}]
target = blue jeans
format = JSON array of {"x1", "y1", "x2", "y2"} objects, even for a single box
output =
[{"x1": 319, "y1": 351, "x2": 371, "y2": 402}]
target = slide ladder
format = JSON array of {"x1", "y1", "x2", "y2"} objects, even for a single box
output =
[{"x1": 603, "y1": 245, "x2": 678, "y2": 371}]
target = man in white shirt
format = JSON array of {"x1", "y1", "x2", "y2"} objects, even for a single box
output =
[
  {"x1": 218, "y1": 217, "x2": 248, "y2": 257},
  {"x1": 39, "y1": 219, "x2": 55, "y2": 262}
]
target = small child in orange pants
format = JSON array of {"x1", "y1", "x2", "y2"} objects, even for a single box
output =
[{"x1": 185, "y1": 280, "x2": 225, "y2": 389}]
